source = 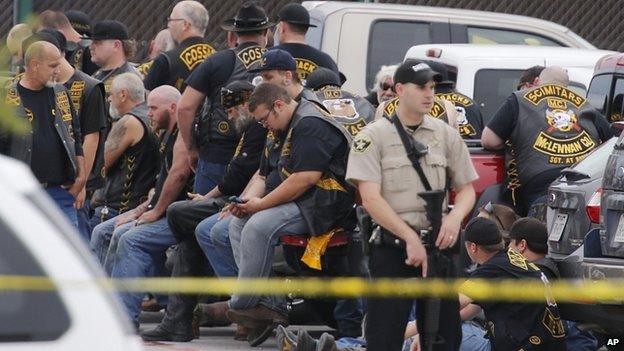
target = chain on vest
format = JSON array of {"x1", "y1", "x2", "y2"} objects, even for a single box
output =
[
  {"x1": 512, "y1": 84, "x2": 600, "y2": 186},
  {"x1": 315, "y1": 86, "x2": 375, "y2": 137},
  {"x1": 164, "y1": 37, "x2": 216, "y2": 91},
  {"x1": 103, "y1": 103, "x2": 159, "y2": 213},
  {"x1": 277, "y1": 99, "x2": 354, "y2": 236},
  {"x1": 435, "y1": 91, "x2": 482, "y2": 138},
  {"x1": 196, "y1": 44, "x2": 265, "y2": 157},
  {"x1": 383, "y1": 97, "x2": 449, "y2": 124}
]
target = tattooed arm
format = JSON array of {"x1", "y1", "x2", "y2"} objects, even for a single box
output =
[{"x1": 104, "y1": 114, "x2": 145, "y2": 169}]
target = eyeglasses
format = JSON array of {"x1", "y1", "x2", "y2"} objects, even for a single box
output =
[
  {"x1": 256, "y1": 103, "x2": 276, "y2": 127},
  {"x1": 379, "y1": 82, "x2": 393, "y2": 91},
  {"x1": 482, "y1": 201, "x2": 505, "y2": 230},
  {"x1": 167, "y1": 17, "x2": 186, "y2": 23}
]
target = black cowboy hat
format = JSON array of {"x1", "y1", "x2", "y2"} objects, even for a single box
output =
[{"x1": 221, "y1": 2, "x2": 275, "y2": 32}]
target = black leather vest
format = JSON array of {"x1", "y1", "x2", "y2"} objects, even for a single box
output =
[
  {"x1": 162, "y1": 37, "x2": 216, "y2": 91},
  {"x1": 103, "y1": 103, "x2": 160, "y2": 213},
  {"x1": 511, "y1": 84, "x2": 600, "y2": 187},
  {"x1": 92, "y1": 61, "x2": 139, "y2": 97},
  {"x1": 65, "y1": 70, "x2": 107, "y2": 190},
  {"x1": 197, "y1": 43, "x2": 265, "y2": 164},
  {"x1": 315, "y1": 85, "x2": 375, "y2": 136},
  {"x1": 277, "y1": 99, "x2": 355, "y2": 235},
  {"x1": 2, "y1": 81, "x2": 79, "y2": 178},
  {"x1": 435, "y1": 90, "x2": 483, "y2": 139},
  {"x1": 149, "y1": 127, "x2": 192, "y2": 208}
]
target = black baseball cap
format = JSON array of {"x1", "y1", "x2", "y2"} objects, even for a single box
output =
[
  {"x1": 221, "y1": 80, "x2": 255, "y2": 109},
  {"x1": 39, "y1": 28, "x2": 73, "y2": 52},
  {"x1": 508, "y1": 217, "x2": 548, "y2": 254},
  {"x1": 249, "y1": 49, "x2": 296, "y2": 73},
  {"x1": 89, "y1": 20, "x2": 129, "y2": 41},
  {"x1": 464, "y1": 217, "x2": 503, "y2": 246},
  {"x1": 277, "y1": 3, "x2": 317, "y2": 28},
  {"x1": 306, "y1": 67, "x2": 341, "y2": 90},
  {"x1": 66, "y1": 10, "x2": 92, "y2": 37},
  {"x1": 424, "y1": 60, "x2": 453, "y2": 87},
  {"x1": 394, "y1": 59, "x2": 443, "y2": 87}
]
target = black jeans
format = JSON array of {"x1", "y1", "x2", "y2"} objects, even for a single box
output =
[
  {"x1": 159, "y1": 198, "x2": 223, "y2": 333},
  {"x1": 365, "y1": 244, "x2": 461, "y2": 351}
]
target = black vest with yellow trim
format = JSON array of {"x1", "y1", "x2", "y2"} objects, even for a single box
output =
[
  {"x1": 161, "y1": 36, "x2": 216, "y2": 92},
  {"x1": 277, "y1": 99, "x2": 355, "y2": 236},
  {"x1": 136, "y1": 60, "x2": 153, "y2": 78},
  {"x1": 197, "y1": 43, "x2": 265, "y2": 163},
  {"x1": 149, "y1": 127, "x2": 192, "y2": 208},
  {"x1": 511, "y1": 84, "x2": 600, "y2": 187},
  {"x1": 383, "y1": 97, "x2": 449, "y2": 123},
  {"x1": 65, "y1": 69, "x2": 107, "y2": 190},
  {"x1": 435, "y1": 90, "x2": 483, "y2": 139},
  {"x1": 315, "y1": 85, "x2": 375, "y2": 137},
  {"x1": 102, "y1": 103, "x2": 159, "y2": 213},
  {"x1": 1, "y1": 80, "x2": 80, "y2": 179}
]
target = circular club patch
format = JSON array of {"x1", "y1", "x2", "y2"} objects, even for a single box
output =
[
  {"x1": 529, "y1": 336, "x2": 541, "y2": 345},
  {"x1": 352, "y1": 133, "x2": 372, "y2": 153},
  {"x1": 217, "y1": 121, "x2": 230, "y2": 134}
]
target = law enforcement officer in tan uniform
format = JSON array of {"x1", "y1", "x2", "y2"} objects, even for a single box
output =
[{"x1": 346, "y1": 59, "x2": 478, "y2": 351}]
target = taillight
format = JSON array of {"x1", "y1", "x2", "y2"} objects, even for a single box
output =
[{"x1": 586, "y1": 188, "x2": 602, "y2": 224}]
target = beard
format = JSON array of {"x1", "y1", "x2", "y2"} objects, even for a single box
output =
[
  {"x1": 233, "y1": 109, "x2": 253, "y2": 133},
  {"x1": 44, "y1": 79, "x2": 58, "y2": 88},
  {"x1": 109, "y1": 104, "x2": 121, "y2": 120}
]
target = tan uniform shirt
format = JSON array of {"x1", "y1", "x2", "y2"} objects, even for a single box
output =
[{"x1": 346, "y1": 115, "x2": 478, "y2": 229}]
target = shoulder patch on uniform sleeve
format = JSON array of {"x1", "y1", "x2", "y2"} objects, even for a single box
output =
[{"x1": 352, "y1": 132, "x2": 372, "y2": 153}]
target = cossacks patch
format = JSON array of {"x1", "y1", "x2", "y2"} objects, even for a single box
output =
[
  {"x1": 237, "y1": 46, "x2": 266, "y2": 69},
  {"x1": 179, "y1": 44, "x2": 216, "y2": 70}
]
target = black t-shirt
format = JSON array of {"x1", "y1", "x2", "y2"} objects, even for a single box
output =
[
  {"x1": 469, "y1": 249, "x2": 565, "y2": 350},
  {"x1": 18, "y1": 84, "x2": 70, "y2": 185},
  {"x1": 218, "y1": 121, "x2": 267, "y2": 196},
  {"x1": 272, "y1": 43, "x2": 339, "y2": 79},
  {"x1": 143, "y1": 54, "x2": 169, "y2": 91},
  {"x1": 185, "y1": 46, "x2": 237, "y2": 96},
  {"x1": 288, "y1": 116, "x2": 346, "y2": 173}
]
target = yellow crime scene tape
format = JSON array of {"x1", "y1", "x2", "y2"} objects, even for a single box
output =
[{"x1": 1, "y1": 275, "x2": 623, "y2": 304}]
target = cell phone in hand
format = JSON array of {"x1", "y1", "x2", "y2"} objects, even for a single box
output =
[{"x1": 228, "y1": 196, "x2": 247, "y2": 204}]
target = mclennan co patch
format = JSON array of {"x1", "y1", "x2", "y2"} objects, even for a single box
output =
[{"x1": 352, "y1": 133, "x2": 372, "y2": 153}]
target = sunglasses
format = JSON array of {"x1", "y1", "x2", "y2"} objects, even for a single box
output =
[{"x1": 379, "y1": 82, "x2": 393, "y2": 91}]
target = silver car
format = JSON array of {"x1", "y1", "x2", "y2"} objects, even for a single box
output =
[{"x1": 546, "y1": 137, "x2": 616, "y2": 277}]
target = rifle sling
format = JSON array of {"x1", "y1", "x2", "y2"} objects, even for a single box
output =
[{"x1": 390, "y1": 114, "x2": 433, "y2": 191}]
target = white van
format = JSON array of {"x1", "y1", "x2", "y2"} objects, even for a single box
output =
[
  {"x1": 302, "y1": 1, "x2": 596, "y2": 96},
  {"x1": 0, "y1": 156, "x2": 142, "y2": 351},
  {"x1": 403, "y1": 44, "x2": 614, "y2": 122}
]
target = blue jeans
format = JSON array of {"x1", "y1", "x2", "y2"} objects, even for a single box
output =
[
  {"x1": 109, "y1": 217, "x2": 176, "y2": 326},
  {"x1": 196, "y1": 213, "x2": 237, "y2": 277},
  {"x1": 194, "y1": 159, "x2": 227, "y2": 195},
  {"x1": 460, "y1": 321, "x2": 491, "y2": 351},
  {"x1": 565, "y1": 320, "x2": 597, "y2": 350},
  {"x1": 90, "y1": 215, "x2": 121, "y2": 270},
  {"x1": 228, "y1": 202, "x2": 308, "y2": 314},
  {"x1": 89, "y1": 205, "x2": 119, "y2": 232},
  {"x1": 45, "y1": 186, "x2": 79, "y2": 230}
]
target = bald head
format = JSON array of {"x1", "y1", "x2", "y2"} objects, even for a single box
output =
[
  {"x1": 539, "y1": 66, "x2": 569, "y2": 86},
  {"x1": 147, "y1": 85, "x2": 181, "y2": 130},
  {"x1": 23, "y1": 41, "x2": 62, "y2": 88},
  {"x1": 6, "y1": 23, "x2": 32, "y2": 58}
]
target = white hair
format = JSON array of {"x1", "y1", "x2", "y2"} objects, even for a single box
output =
[
  {"x1": 177, "y1": 1, "x2": 209, "y2": 35},
  {"x1": 112, "y1": 72, "x2": 145, "y2": 103},
  {"x1": 153, "y1": 29, "x2": 175, "y2": 52},
  {"x1": 372, "y1": 64, "x2": 399, "y2": 91}
]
